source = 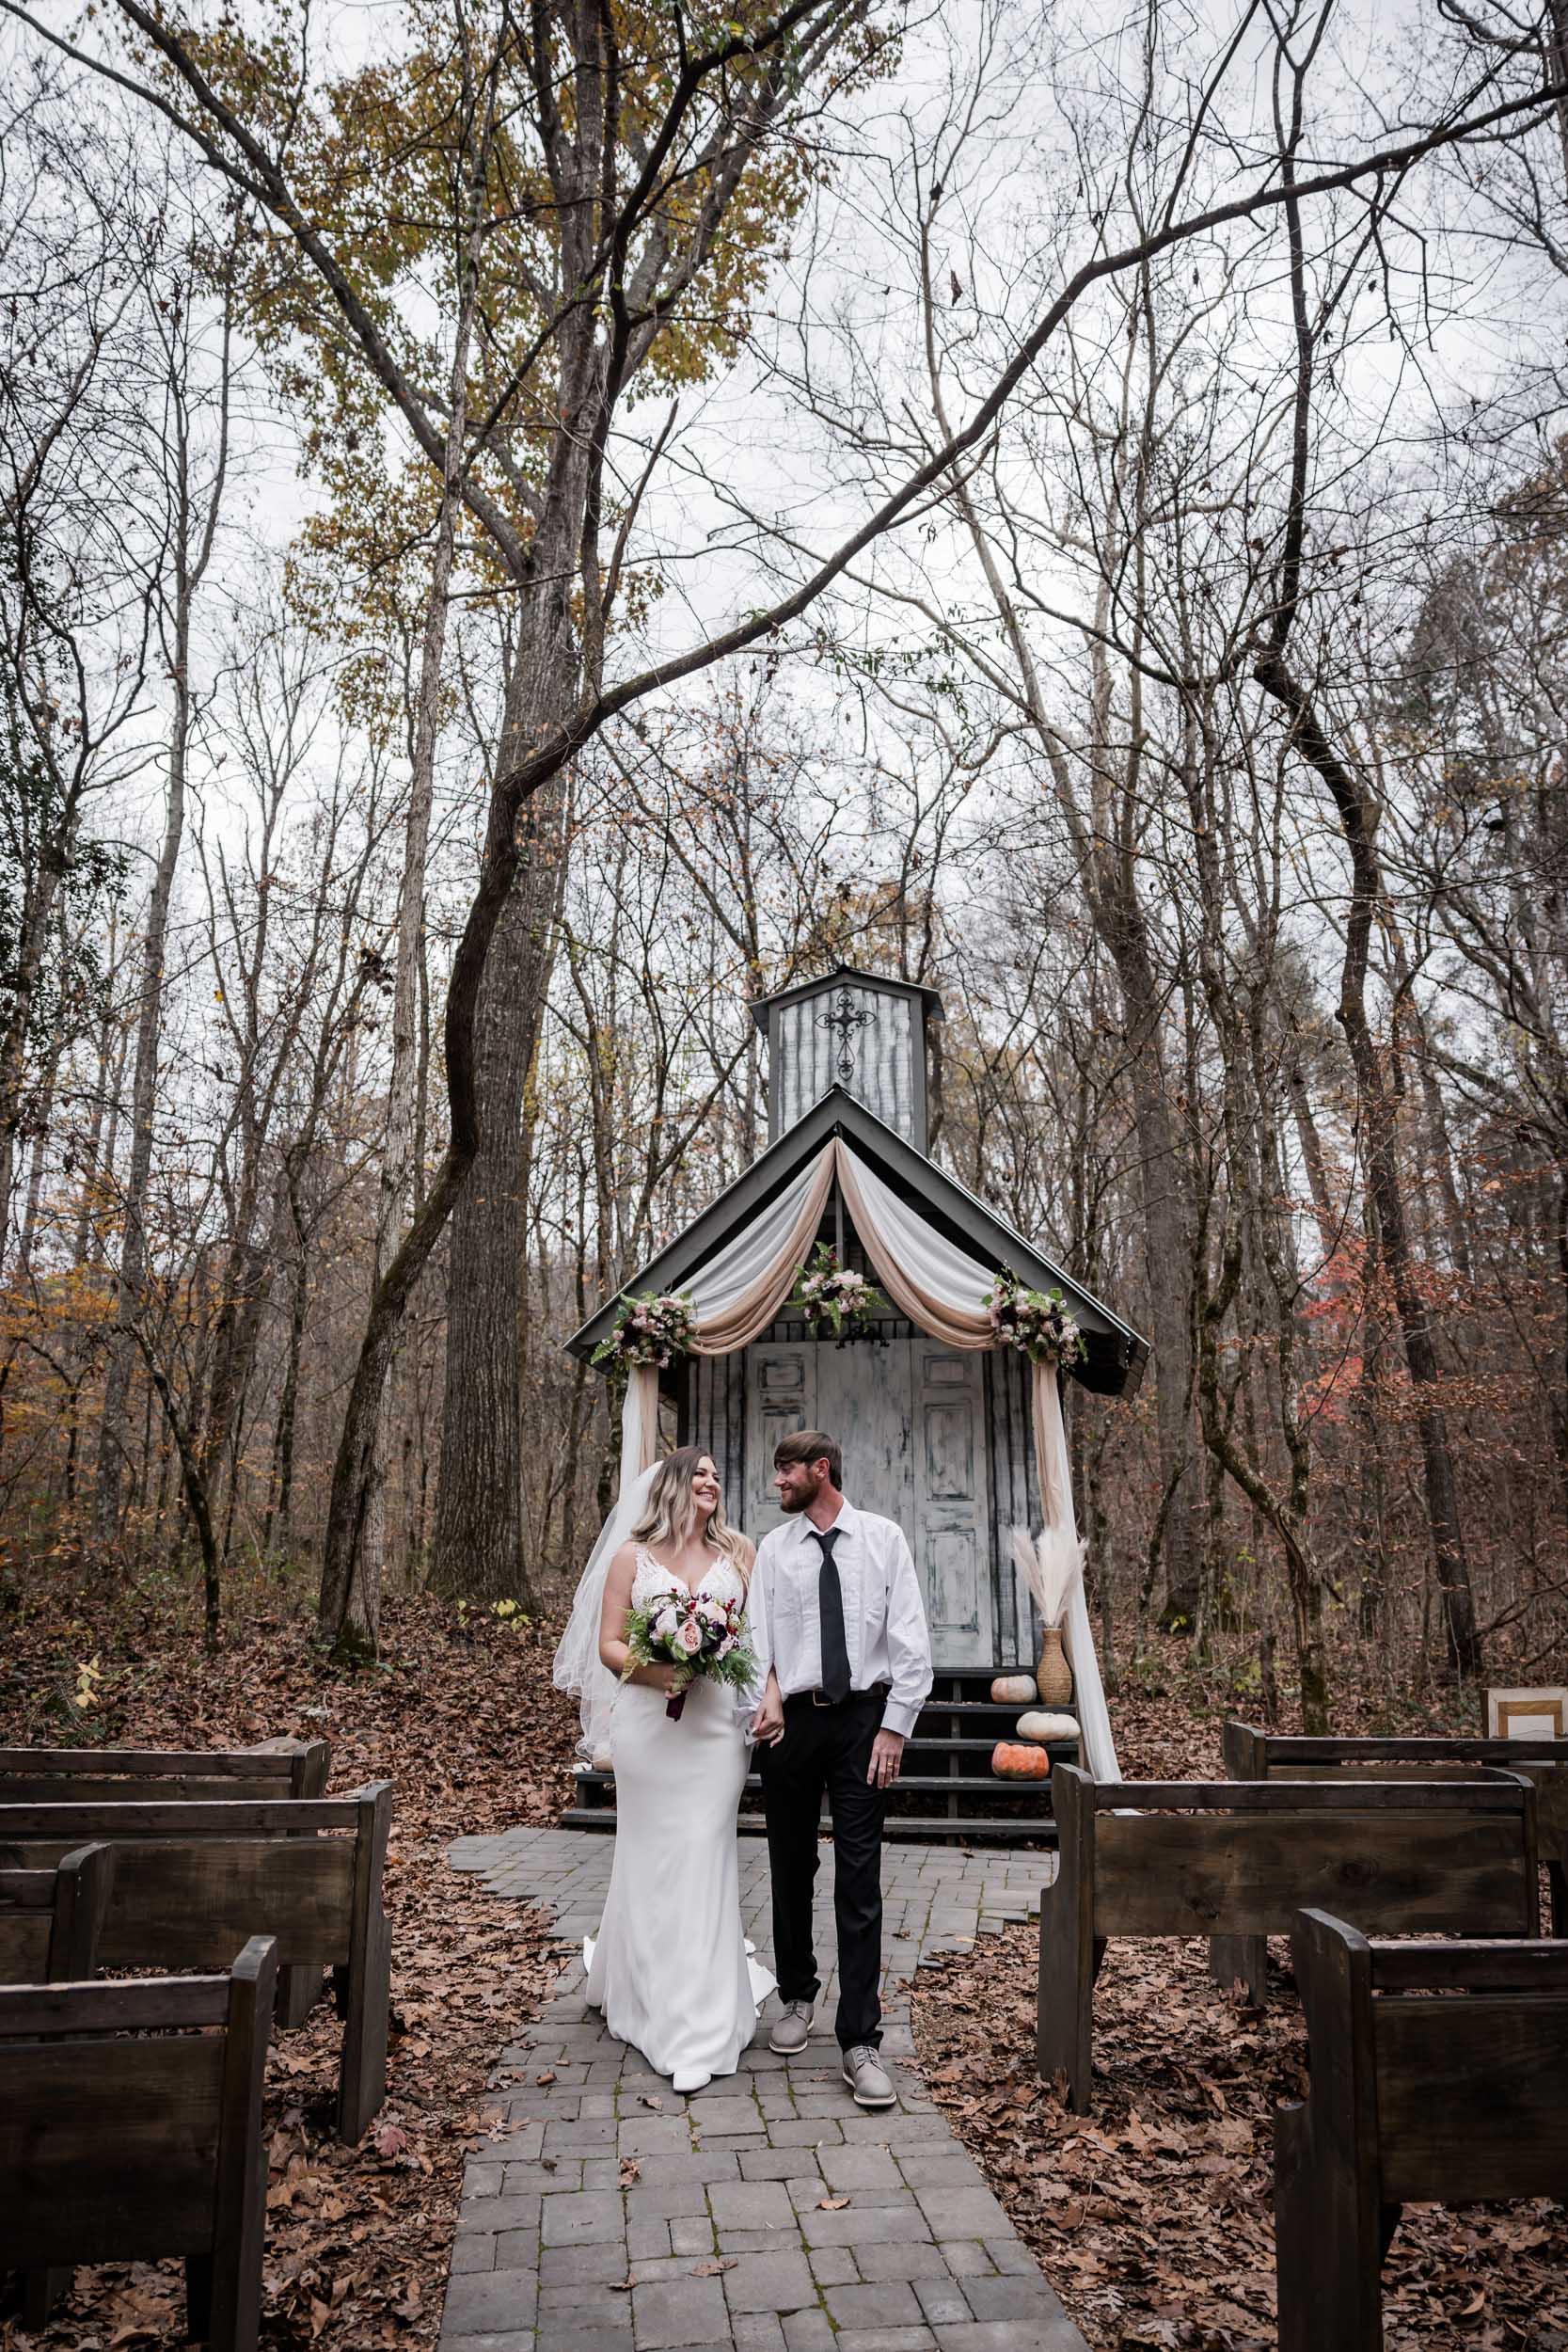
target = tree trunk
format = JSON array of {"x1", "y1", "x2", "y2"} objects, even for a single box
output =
[
  {"x1": 95, "y1": 600, "x2": 192, "y2": 1540},
  {"x1": 0, "y1": 801, "x2": 80, "y2": 1277},
  {"x1": 347, "y1": 483, "x2": 459, "y2": 1650},
  {"x1": 1251, "y1": 666, "x2": 1481, "y2": 1678},
  {"x1": 427, "y1": 759, "x2": 568, "y2": 1601},
  {"x1": 95, "y1": 262, "x2": 232, "y2": 1537}
]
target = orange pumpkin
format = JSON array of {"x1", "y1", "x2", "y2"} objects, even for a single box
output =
[{"x1": 990, "y1": 1741, "x2": 1051, "y2": 1780}]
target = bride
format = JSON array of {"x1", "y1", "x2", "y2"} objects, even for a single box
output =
[{"x1": 556, "y1": 1446, "x2": 776, "y2": 2094}]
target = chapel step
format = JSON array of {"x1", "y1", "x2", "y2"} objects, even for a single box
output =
[
  {"x1": 568, "y1": 1766, "x2": 1069, "y2": 1804},
  {"x1": 556, "y1": 1806, "x2": 1056, "y2": 1844},
  {"x1": 915, "y1": 1699, "x2": 1069, "y2": 1724},
  {"x1": 561, "y1": 1740, "x2": 1074, "y2": 1847},
  {"x1": 556, "y1": 1664, "x2": 1076, "y2": 1845}
]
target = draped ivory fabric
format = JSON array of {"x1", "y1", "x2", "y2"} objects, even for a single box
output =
[
  {"x1": 609, "y1": 1136, "x2": 1120, "y2": 1781},
  {"x1": 688, "y1": 1153, "x2": 837, "y2": 1354}
]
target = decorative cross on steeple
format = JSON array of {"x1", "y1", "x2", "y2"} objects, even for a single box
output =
[{"x1": 816, "y1": 984, "x2": 876, "y2": 1084}]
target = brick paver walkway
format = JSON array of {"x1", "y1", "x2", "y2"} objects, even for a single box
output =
[{"x1": 441, "y1": 1826, "x2": 1085, "y2": 2352}]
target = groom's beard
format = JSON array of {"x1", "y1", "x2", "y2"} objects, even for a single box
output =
[{"x1": 778, "y1": 1474, "x2": 821, "y2": 1515}]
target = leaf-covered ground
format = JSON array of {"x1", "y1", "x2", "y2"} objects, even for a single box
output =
[
  {"x1": 910, "y1": 1675, "x2": 1568, "y2": 2351},
  {"x1": 0, "y1": 1571, "x2": 582, "y2": 2352},
  {"x1": 7, "y1": 1578, "x2": 1566, "y2": 2352}
]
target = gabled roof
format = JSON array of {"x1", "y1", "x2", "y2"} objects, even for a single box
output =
[
  {"x1": 748, "y1": 961, "x2": 944, "y2": 1035},
  {"x1": 565, "y1": 1085, "x2": 1148, "y2": 1398}
]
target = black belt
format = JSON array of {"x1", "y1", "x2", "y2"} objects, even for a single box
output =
[{"x1": 784, "y1": 1682, "x2": 891, "y2": 1710}]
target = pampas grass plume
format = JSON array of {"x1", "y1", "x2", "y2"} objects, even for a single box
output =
[{"x1": 1009, "y1": 1524, "x2": 1085, "y2": 1629}]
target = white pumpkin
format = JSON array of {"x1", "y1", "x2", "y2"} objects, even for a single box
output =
[
  {"x1": 990, "y1": 1673, "x2": 1038, "y2": 1706},
  {"x1": 1015, "y1": 1710, "x2": 1079, "y2": 1744}
]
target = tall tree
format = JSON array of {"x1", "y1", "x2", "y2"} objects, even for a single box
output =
[
  {"x1": 95, "y1": 167, "x2": 244, "y2": 1540},
  {"x1": 1249, "y1": 20, "x2": 1481, "y2": 1676}
]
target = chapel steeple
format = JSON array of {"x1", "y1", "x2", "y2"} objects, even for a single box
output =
[{"x1": 750, "y1": 964, "x2": 943, "y2": 1152}]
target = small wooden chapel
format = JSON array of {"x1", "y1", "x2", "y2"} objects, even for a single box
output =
[{"x1": 567, "y1": 963, "x2": 1148, "y2": 1677}]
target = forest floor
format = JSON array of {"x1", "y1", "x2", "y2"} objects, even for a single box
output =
[
  {"x1": 3, "y1": 1562, "x2": 1565, "y2": 2352},
  {"x1": 910, "y1": 1672, "x2": 1568, "y2": 2352},
  {"x1": 0, "y1": 1562, "x2": 582, "y2": 2352}
]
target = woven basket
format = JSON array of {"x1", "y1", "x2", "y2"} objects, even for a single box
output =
[{"x1": 1036, "y1": 1625, "x2": 1073, "y2": 1707}]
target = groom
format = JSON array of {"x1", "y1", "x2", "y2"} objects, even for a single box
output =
[{"x1": 749, "y1": 1429, "x2": 933, "y2": 2107}]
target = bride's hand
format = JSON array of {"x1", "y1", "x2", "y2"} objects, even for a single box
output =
[{"x1": 634, "y1": 1660, "x2": 676, "y2": 1693}]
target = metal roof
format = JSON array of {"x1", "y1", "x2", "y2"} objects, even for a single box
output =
[
  {"x1": 748, "y1": 962, "x2": 945, "y2": 1036},
  {"x1": 564, "y1": 1085, "x2": 1148, "y2": 1399}
]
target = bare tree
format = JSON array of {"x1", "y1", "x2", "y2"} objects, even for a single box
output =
[{"x1": 95, "y1": 152, "x2": 245, "y2": 1538}]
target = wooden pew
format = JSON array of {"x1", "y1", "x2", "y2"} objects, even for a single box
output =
[
  {"x1": 0, "y1": 1937, "x2": 277, "y2": 2349},
  {"x1": 1275, "y1": 1909, "x2": 1568, "y2": 2351},
  {"x1": 1037, "y1": 1763, "x2": 1539, "y2": 2114},
  {"x1": 0, "y1": 1784, "x2": 391, "y2": 2142},
  {"x1": 0, "y1": 1839, "x2": 114, "y2": 1985},
  {"x1": 1213, "y1": 1721, "x2": 1568, "y2": 1995},
  {"x1": 0, "y1": 1740, "x2": 330, "y2": 2027},
  {"x1": 0, "y1": 1841, "x2": 118, "y2": 2318}
]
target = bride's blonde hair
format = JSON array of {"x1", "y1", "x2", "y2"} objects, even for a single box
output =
[{"x1": 631, "y1": 1447, "x2": 753, "y2": 1577}]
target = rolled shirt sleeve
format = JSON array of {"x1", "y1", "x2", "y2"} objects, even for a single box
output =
[
  {"x1": 880, "y1": 1525, "x2": 934, "y2": 1739},
  {"x1": 736, "y1": 1542, "x2": 774, "y2": 1733}
]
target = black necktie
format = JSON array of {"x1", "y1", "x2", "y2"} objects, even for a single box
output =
[{"x1": 811, "y1": 1527, "x2": 852, "y2": 1702}]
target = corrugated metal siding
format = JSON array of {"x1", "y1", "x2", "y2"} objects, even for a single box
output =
[
  {"x1": 690, "y1": 1351, "x2": 747, "y2": 1531},
  {"x1": 987, "y1": 1343, "x2": 1042, "y2": 1669}
]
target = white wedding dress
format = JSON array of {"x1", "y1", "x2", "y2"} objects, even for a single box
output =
[{"x1": 584, "y1": 1548, "x2": 774, "y2": 2083}]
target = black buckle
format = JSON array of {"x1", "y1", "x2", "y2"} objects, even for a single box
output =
[{"x1": 811, "y1": 1688, "x2": 832, "y2": 1708}]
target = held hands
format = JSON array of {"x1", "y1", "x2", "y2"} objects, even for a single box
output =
[
  {"x1": 750, "y1": 1673, "x2": 785, "y2": 1748},
  {"x1": 867, "y1": 1729, "x2": 904, "y2": 1789}
]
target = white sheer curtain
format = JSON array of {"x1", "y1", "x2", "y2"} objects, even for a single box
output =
[{"x1": 606, "y1": 1136, "x2": 1121, "y2": 1780}]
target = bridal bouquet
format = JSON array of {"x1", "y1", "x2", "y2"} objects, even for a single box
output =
[{"x1": 621, "y1": 1590, "x2": 758, "y2": 1721}]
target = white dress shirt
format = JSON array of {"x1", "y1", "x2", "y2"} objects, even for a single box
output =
[{"x1": 751, "y1": 1499, "x2": 934, "y2": 1740}]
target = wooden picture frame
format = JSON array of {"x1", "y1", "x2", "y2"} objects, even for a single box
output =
[{"x1": 1487, "y1": 1688, "x2": 1568, "y2": 1740}]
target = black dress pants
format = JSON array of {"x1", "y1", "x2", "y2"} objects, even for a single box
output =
[{"x1": 759, "y1": 1687, "x2": 887, "y2": 2049}]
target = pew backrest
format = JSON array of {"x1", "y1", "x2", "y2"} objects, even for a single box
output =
[
  {"x1": 0, "y1": 1840, "x2": 114, "y2": 1983},
  {"x1": 1222, "y1": 1721, "x2": 1568, "y2": 1935},
  {"x1": 0, "y1": 1785, "x2": 390, "y2": 1969},
  {"x1": 0, "y1": 1737, "x2": 330, "y2": 1807},
  {"x1": 1359, "y1": 1936, "x2": 1568, "y2": 2204},
  {"x1": 1055, "y1": 1764, "x2": 1540, "y2": 1942},
  {"x1": 1275, "y1": 1909, "x2": 1568, "y2": 2351}
]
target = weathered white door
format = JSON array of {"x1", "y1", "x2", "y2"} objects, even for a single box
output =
[
  {"x1": 743, "y1": 1343, "x2": 816, "y2": 1543},
  {"x1": 816, "y1": 1339, "x2": 915, "y2": 1546},
  {"x1": 817, "y1": 1340, "x2": 993, "y2": 1666},
  {"x1": 910, "y1": 1345, "x2": 993, "y2": 1665},
  {"x1": 741, "y1": 1337, "x2": 994, "y2": 1664}
]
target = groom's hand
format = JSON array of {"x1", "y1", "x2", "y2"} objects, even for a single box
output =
[
  {"x1": 868, "y1": 1729, "x2": 904, "y2": 1789},
  {"x1": 751, "y1": 1686, "x2": 784, "y2": 1746}
]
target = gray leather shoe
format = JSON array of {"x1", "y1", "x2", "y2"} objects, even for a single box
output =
[
  {"x1": 841, "y1": 2042, "x2": 895, "y2": 2107},
  {"x1": 768, "y1": 1999, "x2": 814, "y2": 2055}
]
